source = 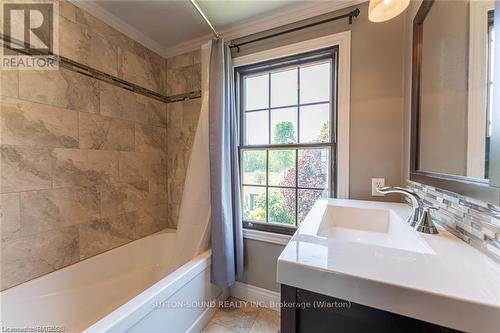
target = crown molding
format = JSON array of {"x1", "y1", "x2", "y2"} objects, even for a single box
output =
[
  {"x1": 163, "y1": 33, "x2": 214, "y2": 58},
  {"x1": 221, "y1": 0, "x2": 366, "y2": 41},
  {"x1": 69, "y1": 0, "x2": 367, "y2": 59},
  {"x1": 164, "y1": 0, "x2": 365, "y2": 58},
  {"x1": 68, "y1": 0, "x2": 167, "y2": 57}
]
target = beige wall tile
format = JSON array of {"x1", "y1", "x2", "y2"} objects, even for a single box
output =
[
  {"x1": 166, "y1": 50, "x2": 200, "y2": 70},
  {"x1": 78, "y1": 112, "x2": 134, "y2": 151},
  {"x1": 1, "y1": 226, "x2": 79, "y2": 289},
  {"x1": 117, "y1": 47, "x2": 156, "y2": 92},
  {"x1": 87, "y1": 30, "x2": 119, "y2": 76},
  {"x1": 20, "y1": 186, "x2": 100, "y2": 236},
  {"x1": 135, "y1": 124, "x2": 167, "y2": 154},
  {"x1": 19, "y1": 68, "x2": 99, "y2": 113},
  {"x1": 0, "y1": 0, "x2": 173, "y2": 290},
  {"x1": 166, "y1": 101, "x2": 183, "y2": 128},
  {"x1": 0, "y1": 66, "x2": 18, "y2": 98},
  {"x1": 59, "y1": 16, "x2": 91, "y2": 66},
  {"x1": 100, "y1": 181, "x2": 149, "y2": 218},
  {"x1": 118, "y1": 152, "x2": 166, "y2": 185},
  {"x1": 0, "y1": 145, "x2": 52, "y2": 193},
  {"x1": 166, "y1": 64, "x2": 201, "y2": 96},
  {"x1": 51, "y1": 148, "x2": 119, "y2": 187},
  {"x1": 99, "y1": 81, "x2": 147, "y2": 123},
  {"x1": 59, "y1": 0, "x2": 77, "y2": 23},
  {"x1": 149, "y1": 153, "x2": 167, "y2": 185},
  {"x1": 118, "y1": 151, "x2": 150, "y2": 183},
  {"x1": 1, "y1": 97, "x2": 78, "y2": 148},
  {"x1": 139, "y1": 95, "x2": 167, "y2": 128},
  {"x1": 1, "y1": 193, "x2": 20, "y2": 242},
  {"x1": 78, "y1": 217, "x2": 132, "y2": 259},
  {"x1": 140, "y1": 202, "x2": 168, "y2": 231},
  {"x1": 78, "y1": 209, "x2": 161, "y2": 259},
  {"x1": 182, "y1": 99, "x2": 201, "y2": 128}
]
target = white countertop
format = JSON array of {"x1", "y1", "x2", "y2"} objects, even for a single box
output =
[{"x1": 277, "y1": 199, "x2": 500, "y2": 333}]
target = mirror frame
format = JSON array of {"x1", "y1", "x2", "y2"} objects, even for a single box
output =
[{"x1": 410, "y1": 0, "x2": 500, "y2": 206}]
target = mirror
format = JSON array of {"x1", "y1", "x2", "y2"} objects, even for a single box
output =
[
  {"x1": 411, "y1": 0, "x2": 500, "y2": 205},
  {"x1": 418, "y1": 0, "x2": 494, "y2": 179}
]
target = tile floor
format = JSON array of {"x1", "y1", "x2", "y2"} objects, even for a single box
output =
[{"x1": 203, "y1": 297, "x2": 280, "y2": 333}]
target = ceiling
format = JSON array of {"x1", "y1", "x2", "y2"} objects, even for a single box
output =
[
  {"x1": 87, "y1": 0, "x2": 301, "y2": 49},
  {"x1": 76, "y1": 0, "x2": 363, "y2": 56}
]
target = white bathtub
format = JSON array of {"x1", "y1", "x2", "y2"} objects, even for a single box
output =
[{"x1": 0, "y1": 230, "x2": 224, "y2": 333}]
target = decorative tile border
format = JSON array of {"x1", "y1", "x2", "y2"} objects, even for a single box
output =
[
  {"x1": 0, "y1": 34, "x2": 201, "y2": 104},
  {"x1": 407, "y1": 180, "x2": 500, "y2": 262}
]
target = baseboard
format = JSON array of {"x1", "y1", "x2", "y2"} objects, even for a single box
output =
[
  {"x1": 229, "y1": 281, "x2": 280, "y2": 311},
  {"x1": 187, "y1": 286, "x2": 230, "y2": 333}
]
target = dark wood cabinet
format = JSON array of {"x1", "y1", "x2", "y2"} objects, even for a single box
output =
[{"x1": 280, "y1": 284, "x2": 463, "y2": 333}]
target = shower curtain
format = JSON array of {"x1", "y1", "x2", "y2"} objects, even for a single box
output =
[
  {"x1": 209, "y1": 39, "x2": 244, "y2": 287},
  {"x1": 173, "y1": 43, "x2": 212, "y2": 268},
  {"x1": 173, "y1": 39, "x2": 243, "y2": 287}
]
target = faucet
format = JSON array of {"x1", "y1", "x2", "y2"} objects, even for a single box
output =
[{"x1": 375, "y1": 186, "x2": 438, "y2": 234}]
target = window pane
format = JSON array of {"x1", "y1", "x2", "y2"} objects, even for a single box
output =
[
  {"x1": 245, "y1": 74, "x2": 268, "y2": 110},
  {"x1": 269, "y1": 149, "x2": 296, "y2": 187},
  {"x1": 242, "y1": 150, "x2": 266, "y2": 185},
  {"x1": 271, "y1": 68, "x2": 297, "y2": 107},
  {"x1": 298, "y1": 189, "x2": 327, "y2": 224},
  {"x1": 268, "y1": 188, "x2": 295, "y2": 225},
  {"x1": 298, "y1": 149, "x2": 329, "y2": 189},
  {"x1": 299, "y1": 104, "x2": 330, "y2": 143},
  {"x1": 271, "y1": 107, "x2": 298, "y2": 144},
  {"x1": 242, "y1": 186, "x2": 266, "y2": 222},
  {"x1": 245, "y1": 111, "x2": 269, "y2": 145},
  {"x1": 300, "y1": 62, "x2": 331, "y2": 104}
]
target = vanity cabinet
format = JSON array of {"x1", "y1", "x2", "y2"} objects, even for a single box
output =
[{"x1": 280, "y1": 285, "x2": 462, "y2": 333}]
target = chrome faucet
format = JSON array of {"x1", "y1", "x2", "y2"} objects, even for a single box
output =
[{"x1": 376, "y1": 186, "x2": 438, "y2": 234}]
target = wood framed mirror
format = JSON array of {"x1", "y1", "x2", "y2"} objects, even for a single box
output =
[{"x1": 410, "y1": 0, "x2": 500, "y2": 205}]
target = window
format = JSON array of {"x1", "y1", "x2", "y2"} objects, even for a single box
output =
[
  {"x1": 237, "y1": 48, "x2": 338, "y2": 234},
  {"x1": 485, "y1": 10, "x2": 494, "y2": 177}
]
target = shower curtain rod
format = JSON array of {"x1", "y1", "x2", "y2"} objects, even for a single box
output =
[
  {"x1": 190, "y1": 0, "x2": 220, "y2": 38},
  {"x1": 228, "y1": 8, "x2": 360, "y2": 52},
  {"x1": 0, "y1": 34, "x2": 201, "y2": 104},
  {"x1": 187, "y1": 1, "x2": 359, "y2": 52}
]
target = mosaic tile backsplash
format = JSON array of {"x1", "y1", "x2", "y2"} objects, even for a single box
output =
[{"x1": 407, "y1": 180, "x2": 500, "y2": 262}]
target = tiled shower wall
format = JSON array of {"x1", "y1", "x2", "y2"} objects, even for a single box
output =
[
  {"x1": 165, "y1": 51, "x2": 202, "y2": 228},
  {"x1": 0, "y1": 1, "x2": 200, "y2": 290},
  {"x1": 407, "y1": 181, "x2": 500, "y2": 262}
]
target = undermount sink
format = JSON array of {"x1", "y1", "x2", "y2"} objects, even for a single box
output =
[{"x1": 317, "y1": 203, "x2": 433, "y2": 254}]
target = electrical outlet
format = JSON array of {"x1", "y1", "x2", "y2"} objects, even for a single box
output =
[{"x1": 371, "y1": 178, "x2": 385, "y2": 196}]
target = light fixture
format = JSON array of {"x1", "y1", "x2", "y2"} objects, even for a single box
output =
[{"x1": 368, "y1": 0, "x2": 410, "y2": 22}]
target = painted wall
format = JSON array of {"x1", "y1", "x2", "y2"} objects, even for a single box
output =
[
  {"x1": 234, "y1": 3, "x2": 407, "y2": 290},
  {"x1": 234, "y1": 2, "x2": 406, "y2": 201},
  {"x1": 0, "y1": 0, "x2": 172, "y2": 290},
  {"x1": 237, "y1": 239, "x2": 284, "y2": 292}
]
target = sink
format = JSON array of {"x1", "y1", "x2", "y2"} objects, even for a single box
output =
[
  {"x1": 278, "y1": 199, "x2": 500, "y2": 333},
  {"x1": 317, "y1": 203, "x2": 433, "y2": 254}
]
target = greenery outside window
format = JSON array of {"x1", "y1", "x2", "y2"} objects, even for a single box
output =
[{"x1": 236, "y1": 48, "x2": 338, "y2": 235}]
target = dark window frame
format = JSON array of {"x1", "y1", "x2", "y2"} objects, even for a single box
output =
[{"x1": 235, "y1": 46, "x2": 339, "y2": 235}]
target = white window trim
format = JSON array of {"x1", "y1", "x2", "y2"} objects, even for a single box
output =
[
  {"x1": 242, "y1": 228, "x2": 292, "y2": 245},
  {"x1": 234, "y1": 31, "x2": 351, "y2": 201},
  {"x1": 467, "y1": 0, "x2": 494, "y2": 178}
]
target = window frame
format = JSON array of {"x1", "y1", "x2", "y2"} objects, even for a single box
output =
[{"x1": 236, "y1": 47, "x2": 339, "y2": 235}]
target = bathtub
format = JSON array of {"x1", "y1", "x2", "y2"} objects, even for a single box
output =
[{"x1": 0, "y1": 230, "x2": 224, "y2": 332}]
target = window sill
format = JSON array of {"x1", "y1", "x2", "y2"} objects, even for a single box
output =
[{"x1": 243, "y1": 228, "x2": 292, "y2": 246}]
